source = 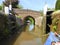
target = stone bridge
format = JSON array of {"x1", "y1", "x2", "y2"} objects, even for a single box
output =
[{"x1": 14, "y1": 9, "x2": 43, "y2": 27}]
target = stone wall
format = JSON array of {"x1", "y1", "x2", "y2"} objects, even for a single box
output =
[
  {"x1": 14, "y1": 9, "x2": 43, "y2": 28},
  {"x1": 14, "y1": 9, "x2": 41, "y2": 20},
  {"x1": 14, "y1": 9, "x2": 43, "y2": 32}
]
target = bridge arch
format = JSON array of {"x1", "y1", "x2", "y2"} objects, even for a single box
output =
[
  {"x1": 24, "y1": 16, "x2": 35, "y2": 31},
  {"x1": 24, "y1": 16, "x2": 35, "y2": 25}
]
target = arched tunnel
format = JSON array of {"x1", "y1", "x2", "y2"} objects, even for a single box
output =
[{"x1": 24, "y1": 16, "x2": 35, "y2": 31}]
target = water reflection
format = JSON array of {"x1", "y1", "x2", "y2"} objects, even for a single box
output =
[
  {"x1": 29, "y1": 24, "x2": 34, "y2": 31},
  {"x1": 26, "y1": 20, "x2": 34, "y2": 31}
]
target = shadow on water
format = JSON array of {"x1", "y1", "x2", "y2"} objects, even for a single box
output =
[{"x1": 0, "y1": 23, "x2": 27, "y2": 45}]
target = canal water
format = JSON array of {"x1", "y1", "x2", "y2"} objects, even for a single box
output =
[
  {"x1": 0, "y1": 23, "x2": 47, "y2": 45},
  {"x1": 13, "y1": 24, "x2": 43, "y2": 45}
]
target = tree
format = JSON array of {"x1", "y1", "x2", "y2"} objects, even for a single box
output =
[
  {"x1": 4, "y1": 0, "x2": 19, "y2": 8},
  {"x1": 12, "y1": 0, "x2": 19, "y2": 8},
  {"x1": 4, "y1": 0, "x2": 23, "y2": 9},
  {"x1": 47, "y1": 8, "x2": 55, "y2": 11},
  {"x1": 0, "y1": 5, "x2": 2, "y2": 10},
  {"x1": 11, "y1": 0, "x2": 23, "y2": 9},
  {"x1": 17, "y1": 5, "x2": 23, "y2": 9},
  {"x1": 55, "y1": 0, "x2": 60, "y2": 10}
]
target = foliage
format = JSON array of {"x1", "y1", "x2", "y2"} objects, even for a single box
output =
[
  {"x1": 16, "y1": 15, "x2": 22, "y2": 18},
  {"x1": 17, "y1": 5, "x2": 23, "y2": 9},
  {"x1": 0, "y1": 13, "x2": 19, "y2": 39},
  {"x1": 0, "y1": 5, "x2": 2, "y2": 10},
  {"x1": 0, "y1": 13, "x2": 8, "y2": 37},
  {"x1": 11, "y1": 1, "x2": 23, "y2": 9},
  {"x1": 55, "y1": 0, "x2": 60, "y2": 10},
  {"x1": 29, "y1": 18, "x2": 34, "y2": 24},
  {"x1": 47, "y1": 8, "x2": 55, "y2": 10},
  {"x1": 24, "y1": 16, "x2": 35, "y2": 25},
  {"x1": 12, "y1": 0, "x2": 19, "y2": 8}
]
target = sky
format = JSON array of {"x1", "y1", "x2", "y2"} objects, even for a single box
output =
[{"x1": 0, "y1": 0, "x2": 57, "y2": 11}]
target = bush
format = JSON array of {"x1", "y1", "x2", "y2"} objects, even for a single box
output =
[
  {"x1": 0, "y1": 13, "x2": 8, "y2": 38},
  {"x1": 0, "y1": 5, "x2": 2, "y2": 10},
  {"x1": 55, "y1": 0, "x2": 60, "y2": 10}
]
